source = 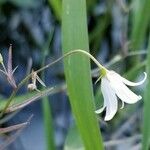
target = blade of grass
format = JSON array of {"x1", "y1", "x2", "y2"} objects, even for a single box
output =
[
  {"x1": 48, "y1": 0, "x2": 62, "y2": 21},
  {"x1": 0, "y1": 121, "x2": 29, "y2": 134},
  {"x1": 64, "y1": 125, "x2": 84, "y2": 150},
  {"x1": 0, "y1": 111, "x2": 20, "y2": 124},
  {"x1": 142, "y1": 34, "x2": 150, "y2": 150},
  {"x1": 3, "y1": 87, "x2": 53, "y2": 113},
  {"x1": 89, "y1": 2, "x2": 112, "y2": 54},
  {"x1": 42, "y1": 98, "x2": 55, "y2": 150},
  {"x1": 86, "y1": 0, "x2": 97, "y2": 12},
  {"x1": 41, "y1": 30, "x2": 56, "y2": 150},
  {"x1": 131, "y1": 0, "x2": 150, "y2": 51},
  {"x1": 62, "y1": 0, "x2": 103, "y2": 149},
  {"x1": 89, "y1": 13, "x2": 111, "y2": 54},
  {"x1": 0, "y1": 84, "x2": 66, "y2": 112},
  {"x1": 0, "y1": 116, "x2": 32, "y2": 150}
]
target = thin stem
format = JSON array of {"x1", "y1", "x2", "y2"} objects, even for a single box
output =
[
  {"x1": 0, "y1": 49, "x2": 104, "y2": 117},
  {"x1": 1, "y1": 62, "x2": 7, "y2": 74},
  {"x1": 0, "y1": 90, "x2": 17, "y2": 117},
  {"x1": 36, "y1": 49, "x2": 104, "y2": 74},
  {"x1": 0, "y1": 49, "x2": 146, "y2": 117},
  {"x1": 0, "y1": 49, "x2": 147, "y2": 116},
  {"x1": 127, "y1": 50, "x2": 147, "y2": 57}
]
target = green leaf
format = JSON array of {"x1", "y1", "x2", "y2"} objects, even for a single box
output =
[
  {"x1": 0, "y1": 0, "x2": 5, "y2": 5},
  {"x1": 42, "y1": 98, "x2": 55, "y2": 150},
  {"x1": 64, "y1": 125, "x2": 84, "y2": 150},
  {"x1": 89, "y1": 13, "x2": 111, "y2": 53},
  {"x1": 48, "y1": 0, "x2": 62, "y2": 21},
  {"x1": 0, "y1": 85, "x2": 66, "y2": 113},
  {"x1": 0, "y1": 121, "x2": 29, "y2": 134},
  {"x1": 131, "y1": 0, "x2": 150, "y2": 50},
  {"x1": 62, "y1": 0, "x2": 103, "y2": 149},
  {"x1": 40, "y1": 28, "x2": 56, "y2": 150},
  {"x1": 142, "y1": 34, "x2": 150, "y2": 150}
]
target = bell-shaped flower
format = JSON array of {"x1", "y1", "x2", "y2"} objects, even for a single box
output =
[{"x1": 95, "y1": 69, "x2": 147, "y2": 121}]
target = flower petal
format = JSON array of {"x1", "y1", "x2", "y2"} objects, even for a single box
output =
[
  {"x1": 110, "y1": 79, "x2": 141, "y2": 104},
  {"x1": 109, "y1": 71, "x2": 147, "y2": 87},
  {"x1": 120, "y1": 101, "x2": 124, "y2": 109},
  {"x1": 95, "y1": 105, "x2": 105, "y2": 114},
  {"x1": 100, "y1": 77, "x2": 118, "y2": 121}
]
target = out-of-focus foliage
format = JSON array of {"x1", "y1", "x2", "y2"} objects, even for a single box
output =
[
  {"x1": 0, "y1": 0, "x2": 149, "y2": 149},
  {"x1": 0, "y1": 0, "x2": 39, "y2": 8},
  {"x1": 131, "y1": 0, "x2": 150, "y2": 51},
  {"x1": 48, "y1": 0, "x2": 61, "y2": 21}
]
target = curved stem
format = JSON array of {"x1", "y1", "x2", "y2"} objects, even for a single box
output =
[
  {"x1": 1, "y1": 62, "x2": 7, "y2": 74},
  {"x1": 0, "y1": 49, "x2": 104, "y2": 117},
  {"x1": 36, "y1": 49, "x2": 104, "y2": 74},
  {"x1": 0, "y1": 49, "x2": 147, "y2": 117}
]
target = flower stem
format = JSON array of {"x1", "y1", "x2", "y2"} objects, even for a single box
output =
[
  {"x1": 0, "y1": 49, "x2": 104, "y2": 117},
  {"x1": 1, "y1": 62, "x2": 7, "y2": 75},
  {"x1": 36, "y1": 49, "x2": 104, "y2": 74}
]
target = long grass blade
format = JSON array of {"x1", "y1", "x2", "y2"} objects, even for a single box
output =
[
  {"x1": 42, "y1": 97, "x2": 55, "y2": 150},
  {"x1": 48, "y1": 0, "x2": 62, "y2": 21},
  {"x1": 41, "y1": 30, "x2": 56, "y2": 150},
  {"x1": 131, "y1": 0, "x2": 150, "y2": 50},
  {"x1": 62, "y1": 0, "x2": 103, "y2": 149},
  {"x1": 142, "y1": 34, "x2": 150, "y2": 150},
  {"x1": 0, "y1": 85, "x2": 66, "y2": 112}
]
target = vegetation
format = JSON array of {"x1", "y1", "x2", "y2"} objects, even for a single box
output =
[{"x1": 0, "y1": 0, "x2": 150, "y2": 150}]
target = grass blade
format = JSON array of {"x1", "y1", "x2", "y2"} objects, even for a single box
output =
[
  {"x1": 0, "y1": 85, "x2": 66, "y2": 112},
  {"x1": 64, "y1": 125, "x2": 84, "y2": 150},
  {"x1": 142, "y1": 34, "x2": 150, "y2": 150},
  {"x1": 40, "y1": 29, "x2": 56, "y2": 150},
  {"x1": 0, "y1": 121, "x2": 29, "y2": 134},
  {"x1": 62, "y1": 0, "x2": 103, "y2": 149},
  {"x1": 42, "y1": 97, "x2": 55, "y2": 150},
  {"x1": 131, "y1": 0, "x2": 150, "y2": 50},
  {"x1": 48, "y1": 0, "x2": 62, "y2": 21}
]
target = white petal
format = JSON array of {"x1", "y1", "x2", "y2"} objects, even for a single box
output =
[
  {"x1": 110, "y1": 79, "x2": 141, "y2": 104},
  {"x1": 95, "y1": 105, "x2": 105, "y2": 114},
  {"x1": 100, "y1": 78, "x2": 118, "y2": 121},
  {"x1": 120, "y1": 72, "x2": 147, "y2": 86},
  {"x1": 95, "y1": 84, "x2": 106, "y2": 114},
  {"x1": 120, "y1": 101, "x2": 124, "y2": 109},
  {"x1": 36, "y1": 75, "x2": 46, "y2": 87}
]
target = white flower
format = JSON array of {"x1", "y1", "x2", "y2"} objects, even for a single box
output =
[{"x1": 95, "y1": 69, "x2": 147, "y2": 121}]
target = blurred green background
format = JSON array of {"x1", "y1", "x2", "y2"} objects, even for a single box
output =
[{"x1": 0, "y1": 0, "x2": 150, "y2": 150}]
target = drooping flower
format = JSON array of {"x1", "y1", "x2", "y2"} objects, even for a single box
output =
[{"x1": 95, "y1": 68, "x2": 147, "y2": 121}]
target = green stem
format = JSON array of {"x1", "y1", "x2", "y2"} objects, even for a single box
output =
[
  {"x1": 0, "y1": 49, "x2": 104, "y2": 117},
  {"x1": 41, "y1": 30, "x2": 56, "y2": 150},
  {"x1": 0, "y1": 48, "x2": 146, "y2": 117},
  {"x1": 36, "y1": 49, "x2": 104, "y2": 74}
]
